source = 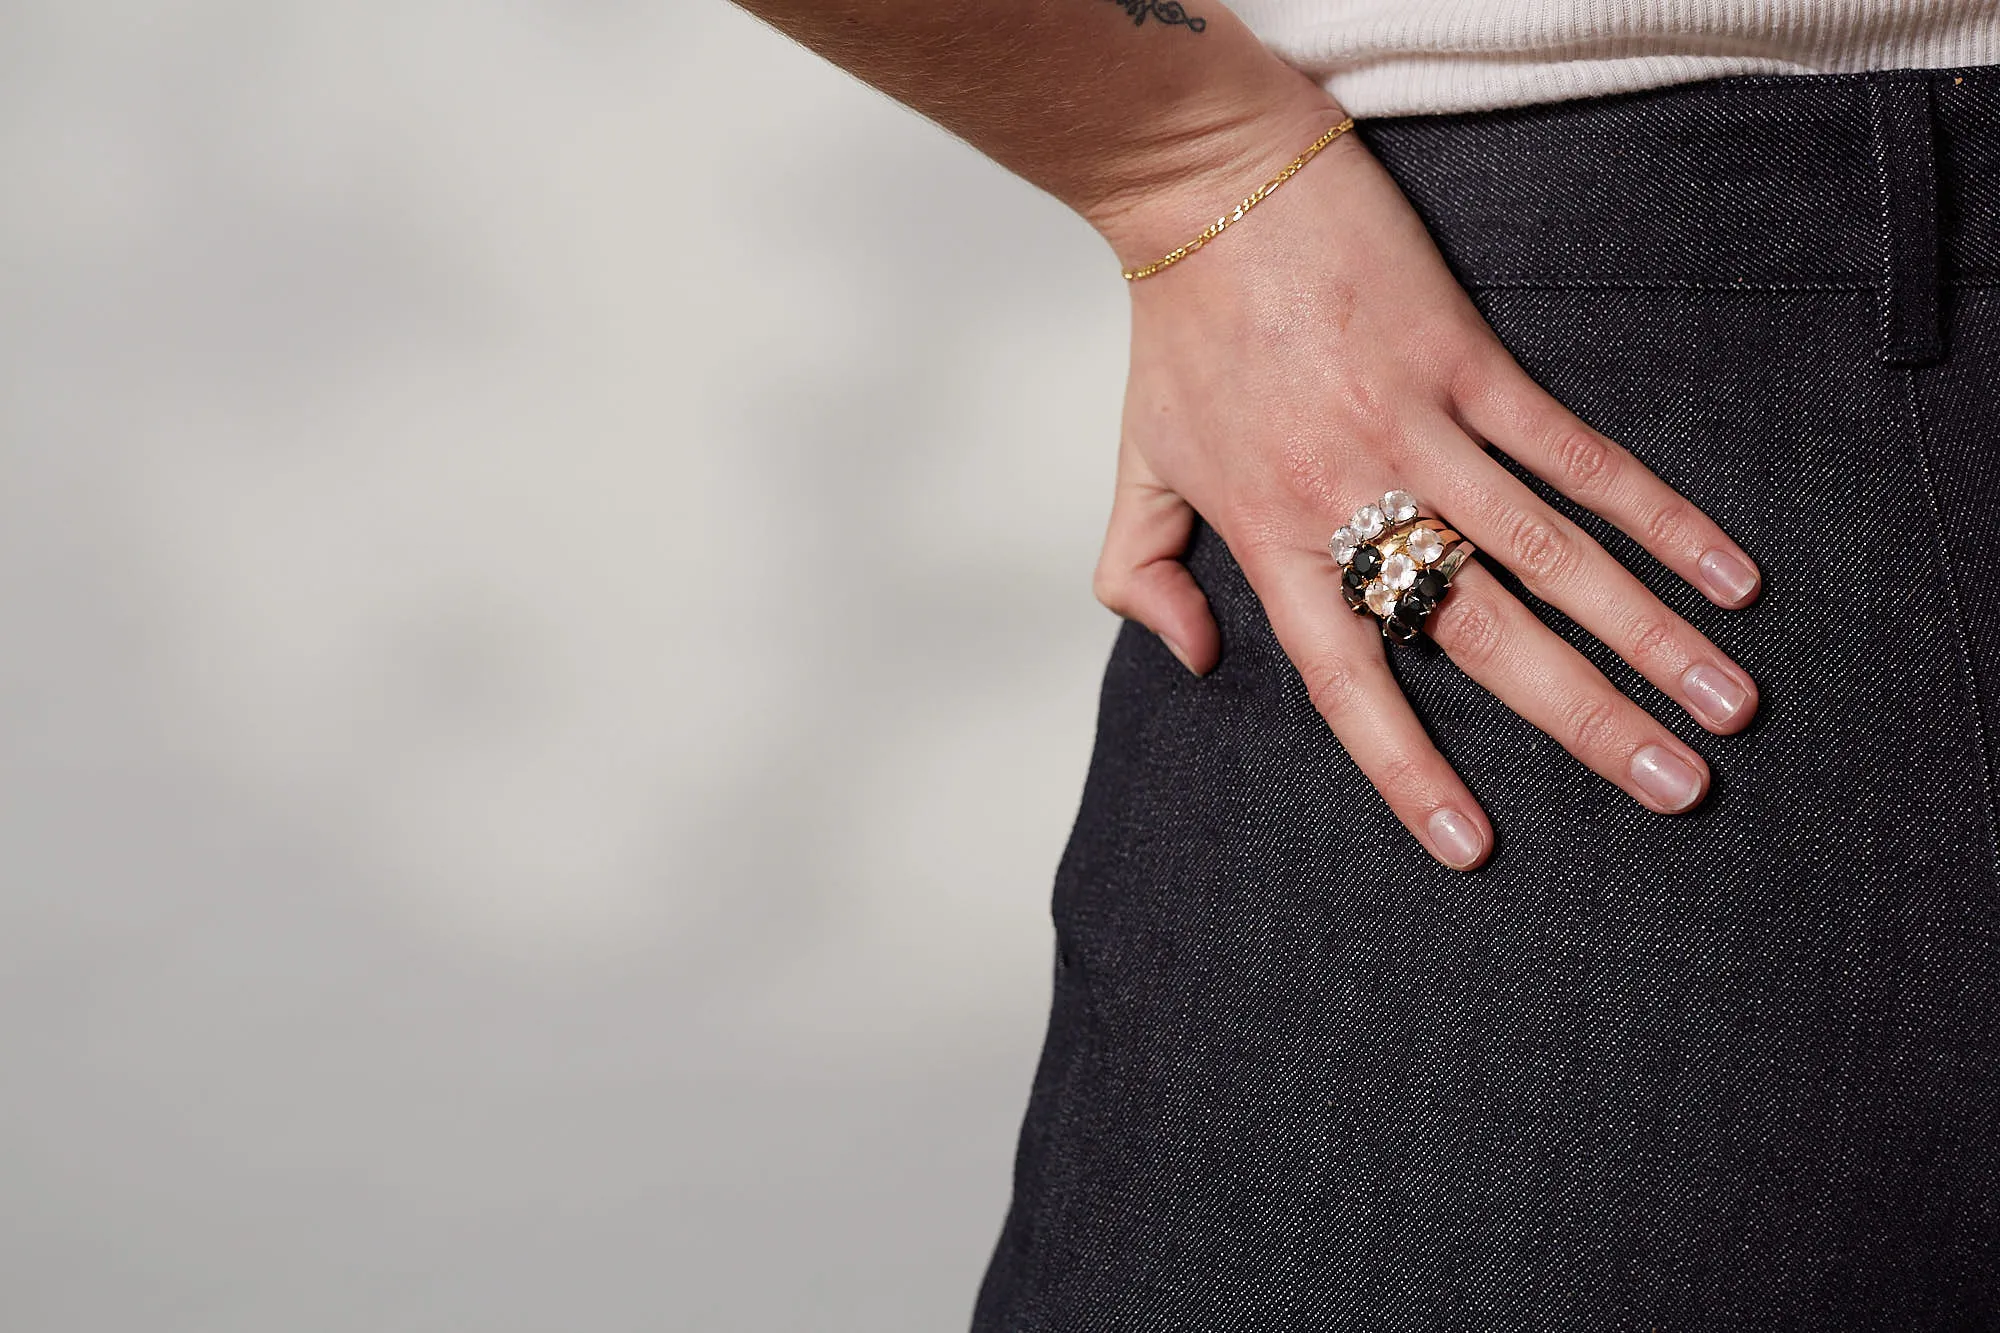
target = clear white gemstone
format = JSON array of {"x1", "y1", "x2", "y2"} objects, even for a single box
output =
[
  {"x1": 1330, "y1": 526, "x2": 1362, "y2": 564},
  {"x1": 1364, "y1": 580, "x2": 1399, "y2": 617},
  {"x1": 1351, "y1": 504, "x2": 1386, "y2": 539},
  {"x1": 1382, "y1": 489, "x2": 1418, "y2": 523},
  {"x1": 1407, "y1": 526, "x2": 1445, "y2": 564},
  {"x1": 1381, "y1": 552, "x2": 1417, "y2": 590}
]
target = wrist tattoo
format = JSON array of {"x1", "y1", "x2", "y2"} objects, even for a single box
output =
[{"x1": 1106, "y1": 0, "x2": 1207, "y2": 32}]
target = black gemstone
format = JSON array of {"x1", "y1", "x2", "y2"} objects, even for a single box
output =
[
  {"x1": 1394, "y1": 591, "x2": 1431, "y2": 626},
  {"x1": 1342, "y1": 568, "x2": 1368, "y2": 590},
  {"x1": 1413, "y1": 570, "x2": 1448, "y2": 602},
  {"x1": 1351, "y1": 545, "x2": 1382, "y2": 577}
]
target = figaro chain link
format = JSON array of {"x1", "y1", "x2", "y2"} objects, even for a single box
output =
[{"x1": 1121, "y1": 116, "x2": 1357, "y2": 281}]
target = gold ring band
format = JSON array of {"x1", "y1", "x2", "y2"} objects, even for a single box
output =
[{"x1": 1329, "y1": 490, "x2": 1475, "y2": 642}]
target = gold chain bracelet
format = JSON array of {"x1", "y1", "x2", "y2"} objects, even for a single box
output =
[{"x1": 1121, "y1": 116, "x2": 1356, "y2": 282}]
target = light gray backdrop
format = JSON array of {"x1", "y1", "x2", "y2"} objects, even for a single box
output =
[{"x1": 1, "y1": 3, "x2": 1130, "y2": 1328}]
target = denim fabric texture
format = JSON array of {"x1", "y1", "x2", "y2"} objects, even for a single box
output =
[{"x1": 973, "y1": 66, "x2": 2000, "y2": 1331}]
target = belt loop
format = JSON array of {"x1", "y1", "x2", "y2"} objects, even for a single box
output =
[{"x1": 1869, "y1": 71, "x2": 1944, "y2": 365}]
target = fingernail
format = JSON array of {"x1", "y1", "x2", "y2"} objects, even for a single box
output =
[
  {"x1": 1630, "y1": 743, "x2": 1703, "y2": 812},
  {"x1": 1161, "y1": 632, "x2": 1200, "y2": 675},
  {"x1": 1698, "y1": 548, "x2": 1759, "y2": 605},
  {"x1": 1682, "y1": 663, "x2": 1748, "y2": 726},
  {"x1": 1427, "y1": 808, "x2": 1485, "y2": 869}
]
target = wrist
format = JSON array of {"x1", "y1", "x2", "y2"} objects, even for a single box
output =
[{"x1": 1082, "y1": 88, "x2": 1356, "y2": 279}]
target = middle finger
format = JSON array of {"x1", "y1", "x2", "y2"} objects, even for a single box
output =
[
  {"x1": 1431, "y1": 443, "x2": 1759, "y2": 735},
  {"x1": 1424, "y1": 560, "x2": 1713, "y2": 814}
]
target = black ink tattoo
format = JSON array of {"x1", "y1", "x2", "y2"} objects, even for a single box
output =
[{"x1": 1107, "y1": 0, "x2": 1207, "y2": 33}]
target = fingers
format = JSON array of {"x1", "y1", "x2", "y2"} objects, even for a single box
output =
[
  {"x1": 1453, "y1": 353, "x2": 1763, "y2": 608},
  {"x1": 1425, "y1": 560, "x2": 1712, "y2": 814},
  {"x1": 1246, "y1": 544, "x2": 1494, "y2": 871},
  {"x1": 1094, "y1": 434, "x2": 1220, "y2": 675},
  {"x1": 1433, "y1": 445, "x2": 1760, "y2": 736}
]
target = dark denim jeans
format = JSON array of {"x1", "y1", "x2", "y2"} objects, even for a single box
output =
[{"x1": 974, "y1": 65, "x2": 2000, "y2": 1331}]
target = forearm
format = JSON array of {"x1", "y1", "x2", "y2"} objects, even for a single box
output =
[{"x1": 728, "y1": 0, "x2": 1343, "y2": 266}]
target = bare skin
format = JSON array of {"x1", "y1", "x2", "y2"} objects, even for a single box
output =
[{"x1": 732, "y1": 0, "x2": 1763, "y2": 870}]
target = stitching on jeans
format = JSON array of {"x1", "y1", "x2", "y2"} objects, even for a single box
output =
[
  {"x1": 1889, "y1": 72, "x2": 1943, "y2": 362},
  {"x1": 1711, "y1": 66, "x2": 1999, "y2": 95},
  {"x1": 1006, "y1": 622, "x2": 1158, "y2": 1328},
  {"x1": 1864, "y1": 71, "x2": 1947, "y2": 363},
  {"x1": 1004, "y1": 944, "x2": 1103, "y2": 1332},
  {"x1": 1905, "y1": 76, "x2": 1943, "y2": 349},
  {"x1": 1461, "y1": 277, "x2": 2000, "y2": 293},
  {"x1": 1391, "y1": 65, "x2": 1987, "y2": 123},
  {"x1": 1866, "y1": 76, "x2": 1899, "y2": 361},
  {"x1": 1463, "y1": 278, "x2": 1875, "y2": 293},
  {"x1": 1899, "y1": 366, "x2": 2000, "y2": 887}
]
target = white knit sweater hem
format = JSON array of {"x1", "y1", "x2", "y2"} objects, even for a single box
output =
[{"x1": 1222, "y1": 1, "x2": 2000, "y2": 117}]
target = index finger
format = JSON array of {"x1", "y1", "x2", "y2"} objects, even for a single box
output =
[{"x1": 1453, "y1": 352, "x2": 1764, "y2": 609}]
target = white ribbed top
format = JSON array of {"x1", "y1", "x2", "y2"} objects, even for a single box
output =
[{"x1": 1224, "y1": 0, "x2": 2000, "y2": 116}]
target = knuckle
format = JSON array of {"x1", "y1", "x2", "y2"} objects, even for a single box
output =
[
  {"x1": 1272, "y1": 429, "x2": 1343, "y2": 512},
  {"x1": 1625, "y1": 614, "x2": 1681, "y2": 667},
  {"x1": 1324, "y1": 367, "x2": 1396, "y2": 445},
  {"x1": 1222, "y1": 505, "x2": 1294, "y2": 568},
  {"x1": 1090, "y1": 563, "x2": 1130, "y2": 615},
  {"x1": 1368, "y1": 751, "x2": 1432, "y2": 802},
  {"x1": 1302, "y1": 653, "x2": 1369, "y2": 721},
  {"x1": 1435, "y1": 595, "x2": 1505, "y2": 671},
  {"x1": 1549, "y1": 425, "x2": 1617, "y2": 493},
  {"x1": 1639, "y1": 496, "x2": 1696, "y2": 551},
  {"x1": 1504, "y1": 510, "x2": 1578, "y2": 591},
  {"x1": 1563, "y1": 696, "x2": 1624, "y2": 755}
]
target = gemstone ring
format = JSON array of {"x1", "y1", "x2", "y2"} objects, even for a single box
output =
[{"x1": 1329, "y1": 489, "x2": 1477, "y2": 644}]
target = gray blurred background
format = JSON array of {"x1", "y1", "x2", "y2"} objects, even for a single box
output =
[{"x1": 1, "y1": 3, "x2": 1129, "y2": 1328}]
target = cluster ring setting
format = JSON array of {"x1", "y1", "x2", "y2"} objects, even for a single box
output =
[{"x1": 1330, "y1": 489, "x2": 1475, "y2": 643}]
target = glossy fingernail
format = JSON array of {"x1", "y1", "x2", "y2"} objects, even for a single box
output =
[
  {"x1": 1698, "y1": 548, "x2": 1759, "y2": 604},
  {"x1": 1631, "y1": 743, "x2": 1703, "y2": 812},
  {"x1": 1427, "y1": 808, "x2": 1485, "y2": 869},
  {"x1": 1682, "y1": 663, "x2": 1748, "y2": 726},
  {"x1": 1160, "y1": 631, "x2": 1199, "y2": 675}
]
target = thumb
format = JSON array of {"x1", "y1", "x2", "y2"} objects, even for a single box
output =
[{"x1": 1091, "y1": 437, "x2": 1221, "y2": 676}]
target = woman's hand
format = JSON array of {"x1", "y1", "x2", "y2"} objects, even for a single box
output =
[{"x1": 1087, "y1": 105, "x2": 1762, "y2": 872}]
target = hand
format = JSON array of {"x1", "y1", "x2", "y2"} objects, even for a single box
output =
[{"x1": 1087, "y1": 105, "x2": 1762, "y2": 872}]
